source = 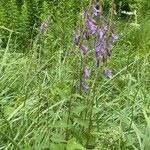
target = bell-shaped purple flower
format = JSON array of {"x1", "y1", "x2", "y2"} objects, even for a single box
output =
[
  {"x1": 84, "y1": 68, "x2": 91, "y2": 77},
  {"x1": 96, "y1": 45, "x2": 102, "y2": 52},
  {"x1": 101, "y1": 24, "x2": 107, "y2": 31},
  {"x1": 95, "y1": 45, "x2": 104, "y2": 58},
  {"x1": 93, "y1": 7, "x2": 101, "y2": 16},
  {"x1": 40, "y1": 22, "x2": 48, "y2": 32},
  {"x1": 92, "y1": 40, "x2": 99, "y2": 47},
  {"x1": 87, "y1": 20, "x2": 98, "y2": 33},
  {"x1": 104, "y1": 68, "x2": 112, "y2": 78},
  {"x1": 80, "y1": 44, "x2": 88, "y2": 54},
  {"x1": 85, "y1": 32, "x2": 90, "y2": 40},
  {"x1": 107, "y1": 49, "x2": 111, "y2": 56},
  {"x1": 79, "y1": 27, "x2": 84, "y2": 34},
  {"x1": 105, "y1": 40, "x2": 112, "y2": 48},
  {"x1": 82, "y1": 83, "x2": 89, "y2": 92},
  {"x1": 74, "y1": 36, "x2": 80, "y2": 45},
  {"x1": 102, "y1": 55, "x2": 106, "y2": 63},
  {"x1": 79, "y1": 80, "x2": 89, "y2": 92},
  {"x1": 99, "y1": 30, "x2": 105, "y2": 41},
  {"x1": 111, "y1": 33, "x2": 118, "y2": 42}
]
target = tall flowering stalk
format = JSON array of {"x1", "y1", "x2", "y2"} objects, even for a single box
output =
[
  {"x1": 74, "y1": 0, "x2": 118, "y2": 94},
  {"x1": 32, "y1": 16, "x2": 51, "y2": 63},
  {"x1": 73, "y1": 0, "x2": 118, "y2": 147},
  {"x1": 39, "y1": 16, "x2": 51, "y2": 34}
]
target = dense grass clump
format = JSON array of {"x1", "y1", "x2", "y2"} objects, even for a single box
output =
[{"x1": 0, "y1": 0, "x2": 150, "y2": 150}]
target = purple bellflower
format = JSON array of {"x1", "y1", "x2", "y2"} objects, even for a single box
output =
[
  {"x1": 84, "y1": 68, "x2": 91, "y2": 77},
  {"x1": 96, "y1": 45, "x2": 103, "y2": 53},
  {"x1": 105, "y1": 40, "x2": 112, "y2": 48},
  {"x1": 93, "y1": 7, "x2": 101, "y2": 16},
  {"x1": 92, "y1": 40, "x2": 98, "y2": 47},
  {"x1": 99, "y1": 30, "x2": 105, "y2": 41},
  {"x1": 74, "y1": 36, "x2": 80, "y2": 45},
  {"x1": 40, "y1": 22, "x2": 48, "y2": 33},
  {"x1": 107, "y1": 50, "x2": 111, "y2": 56},
  {"x1": 85, "y1": 32, "x2": 90, "y2": 40},
  {"x1": 111, "y1": 33, "x2": 118, "y2": 42},
  {"x1": 87, "y1": 20, "x2": 98, "y2": 33},
  {"x1": 81, "y1": 82, "x2": 89, "y2": 92},
  {"x1": 101, "y1": 24, "x2": 107, "y2": 31},
  {"x1": 104, "y1": 68, "x2": 112, "y2": 78},
  {"x1": 81, "y1": 45, "x2": 88, "y2": 54},
  {"x1": 95, "y1": 45, "x2": 104, "y2": 58},
  {"x1": 73, "y1": 0, "x2": 119, "y2": 92},
  {"x1": 102, "y1": 55, "x2": 106, "y2": 63}
]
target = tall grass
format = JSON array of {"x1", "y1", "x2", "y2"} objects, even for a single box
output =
[{"x1": 0, "y1": 0, "x2": 150, "y2": 150}]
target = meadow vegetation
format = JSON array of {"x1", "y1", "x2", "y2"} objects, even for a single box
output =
[{"x1": 0, "y1": 0, "x2": 150, "y2": 149}]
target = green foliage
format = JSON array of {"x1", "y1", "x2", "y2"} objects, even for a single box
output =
[
  {"x1": 16, "y1": 0, "x2": 24, "y2": 14},
  {"x1": 0, "y1": 0, "x2": 87, "y2": 52},
  {"x1": 0, "y1": 0, "x2": 150, "y2": 150}
]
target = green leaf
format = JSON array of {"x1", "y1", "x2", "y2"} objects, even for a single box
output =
[
  {"x1": 57, "y1": 89, "x2": 68, "y2": 99},
  {"x1": 51, "y1": 133, "x2": 66, "y2": 143},
  {"x1": 51, "y1": 120, "x2": 69, "y2": 128},
  {"x1": 77, "y1": 118, "x2": 88, "y2": 127},
  {"x1": 34, "y1": 142, "x2": 49, "y2": 150},
  {"x1": 72, "y1": 105, "x2": 86, "y2": 115},
  {"x1": 66, "y1": 138, "x2": 85, "y2": 150},
  {"x1": 51, "y1": 143, "x2": 66, "y2": 150},
  {"x1": 72, "y1": 93, "x2": 84, "y2": 99}
]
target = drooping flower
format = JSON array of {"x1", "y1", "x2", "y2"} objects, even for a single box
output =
[
  {"x1": 105, "y1": 40, "x2": 112, "y2": 48},
  {"x1": 104, "y1": 68, "x2": 112, "y2": 78},
  {"x1": 102, "y1": 55, "x2": 106, "y2": 63},
  {"x1": 107, "y1": 49, "x2": 111, "y2": 56},
  {"x1": 74, "y1": 36, "x2": 80, "y2": 45},
  {"x1": 81, "y1": 82, "x2": 89, "y2": 92},
  {"x1": 111, "y1": 33, "x2": 118, "y2": 42},
  {"x1": 87, "y1": 20, "x2": 98, "y2": 33},
  {"x1": 96, "y1": 45, "x2": 104, "y2": 52},
  {"x1": 92, "y1": 40, "x2": 98, "y2": 47},
  {"x1": 84, "y1": 68, "x2": 91, "y2": 77},
  {"x1": 95, "y1": 45, "x2": 104, "y2": 58},
  {"x1": 40, "y1": 22, "x2": 48, "y2": 33},
  {"x1": 80, "y1": 45, "x2": 88, "y2": 54},
  {"x1": 93, "y1": 7, "x2": 101, "y2": 16},
  {"x1": 79, "y1": 27, "x2": 84, "y2": 33},
  {"x1": 73, "y1": 0, "x2": 118, "y2": 92},
  {"x1": 101, "y1": 24, "x2": 107, "y2": 31},
  {"x1": 84, "y1": 32, "x2": 90, "y2": 40},
  {"x1": 99, "y1": 30, "x2": 105, "y2": 41}
]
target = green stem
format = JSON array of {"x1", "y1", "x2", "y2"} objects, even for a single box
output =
[
  {"x1": 65, "y1": 97, "x2": 72, "y2": 141},
  {"x1": 0, "y1": 130, "x2": 21, "y2": 149},
  {"x1": 65, "y1": 55, "x2": 77, "y2": 140},
  {"x1": 86, "y1": 68, "x2": 99, "y2": 147}
]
